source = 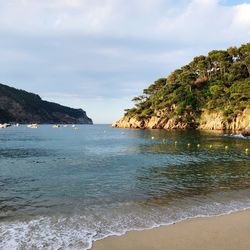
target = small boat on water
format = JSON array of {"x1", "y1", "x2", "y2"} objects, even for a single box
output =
[
  {"x1": 0, "y1": 123, "x2": 11, "y2": 128},
  {"x1": 52, "y1": 124, "x2": 60, "y2": 128},
  {"x1": 63, "y1": 125, "x2": 68, "y2": 128},
  {"x1": 27, "y1": 124, "x2": 38, "y2": 129}
]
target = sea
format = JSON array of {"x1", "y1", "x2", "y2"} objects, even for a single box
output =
[{"x1": 0, "y1": 124, "x2": 250, "y2": 249}]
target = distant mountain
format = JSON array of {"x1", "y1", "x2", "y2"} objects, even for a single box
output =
[
  {"x1": 0, "y1": 83, "x2": 93, "y2": 124},
  {"x1": 113, "y1": 42, "x2": 250, "y2": 132}
]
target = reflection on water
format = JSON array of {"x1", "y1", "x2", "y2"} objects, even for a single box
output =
[
  {"x1": 136, "y1": 161, "x2": 250, "y2": 206},
  {"x1": 0, "y1": 125, "x2": 249, "y2": 249}
]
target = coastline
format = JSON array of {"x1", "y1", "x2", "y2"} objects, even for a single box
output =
[
  {"x1": 92, "y1": 208, "x2": 250, "y2": 250},
  {"x1": 112, "y1": 107, "x2": 250, "y2": 133}
]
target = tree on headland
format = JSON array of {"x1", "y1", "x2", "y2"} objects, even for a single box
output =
[{"x1": 124, "y1": 42, "x2": 250, "y2": 126}]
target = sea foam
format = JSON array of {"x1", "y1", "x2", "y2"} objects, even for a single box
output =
[{"x1": 1, "y1": 190, "x2": 250, "y2": 250}]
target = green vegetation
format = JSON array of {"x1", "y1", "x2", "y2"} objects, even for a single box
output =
[{"x1": 125, "y1": 43, "x2": 250, "y2": 127}]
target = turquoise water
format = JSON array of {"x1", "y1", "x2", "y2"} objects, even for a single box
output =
[{"x1": 0, "y1": 125, "x2": 250, "y2": 249}]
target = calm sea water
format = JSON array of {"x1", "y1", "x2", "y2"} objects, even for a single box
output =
[{"x1": 0, "y1": 125, "x2": 250, "y2": 249}]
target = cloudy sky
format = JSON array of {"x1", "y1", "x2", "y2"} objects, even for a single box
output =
[{"x1": 0, "y1": 0, "x2": 249, "y2": 123}]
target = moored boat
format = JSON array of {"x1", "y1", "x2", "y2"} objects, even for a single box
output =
[
  {"x1": 27, "y1": 124, "x2": 38, "y2": 129},
  {"x1": 0, "y1": 123, "x2": 11, "y2": 128}
]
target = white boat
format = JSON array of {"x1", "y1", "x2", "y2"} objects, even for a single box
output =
[
  {"x1": 63, "y1": 125, "x2": 68, "y2": 128},
  {"x1": 72, "y1": 124, "x2": 76, "y2": 128},
  {"x1": 27, "y1": 124, "x2": 38, "y2": 129},
  {"x1": 0, "y1": 123, "x2": 11, "y2": 128},
  {"x1": 52, "y1": 124, "x2": 60, "y2": 128}
]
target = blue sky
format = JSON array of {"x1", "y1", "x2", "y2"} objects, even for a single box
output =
[
  {"x1": 0, "y1": 0, "x2": 249, "y2": 123},
  {"x1": 222, "y1": 0, "x2": 250, "y2": 5}
]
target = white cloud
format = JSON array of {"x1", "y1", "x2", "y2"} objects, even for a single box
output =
[
  {"x1": 0, "y1": 0, "x2": 249, "y2": 42},
  {"x1": 231, "y1": 3, "x2": 250, "y2": 32},
  {"x1": 0, "y1": 0, "x2": 249, "y2": 122}
]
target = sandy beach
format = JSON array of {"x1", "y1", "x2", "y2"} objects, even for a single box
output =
[{"x1": 92, "y1": 209, "x2": 250, "y2": 250}]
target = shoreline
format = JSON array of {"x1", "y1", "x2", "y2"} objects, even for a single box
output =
[
  {"x1": 92, "y1": 208, "x2": 250, "y2": 250},
  {"x1": 113, "y1": 126, "x2": 246, "y2": 134}
]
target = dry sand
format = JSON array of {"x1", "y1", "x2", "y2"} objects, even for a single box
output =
[{"x1": 92, "y1": 209, "x2": 250, "y2": 250}]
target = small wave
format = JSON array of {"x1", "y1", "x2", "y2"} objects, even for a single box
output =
[
  {"x1": 223, "y1": 134, "x2": 250, "y2": 139},
  {"x1": 0, "y1": 217, "x2": 96, "y2": 250},
  {"x1": 1, "y1": 192, "x2": 250, "y2": 250}
]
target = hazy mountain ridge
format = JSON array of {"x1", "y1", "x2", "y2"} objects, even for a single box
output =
[{"x1": 0, "y1": 83, "x2": 93, "y2": 124}]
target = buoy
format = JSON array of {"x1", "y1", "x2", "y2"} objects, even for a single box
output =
[
  {"x1": 209, "y1": 145, "x2": 213, "y2": 149},
  {"x1": 151, "y1": 136, "x2": 155, "y2": 140},
  {"x1": 245, "y1": 148, "x2": 249, "y2": 153},
  {"x1": 187, "y1": 143, "x2": 191, "y2": 147},
  {"x1": 225, "y1": 145, "x2": 228, "y2": 150},
  {"x1": 174, "y1": 141, "x2": 177, "y2": 144},
  {"x1": 197, "y1": 144, "x2": 200, "y2": 148}
]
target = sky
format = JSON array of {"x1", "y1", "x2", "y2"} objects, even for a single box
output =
[{"x1": 0, "y1": 0, "x2": 249, "y2": 123}]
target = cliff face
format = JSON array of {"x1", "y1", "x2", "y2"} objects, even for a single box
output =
[
  {"x1": 112, "y1": 107, "x2": 250, "y2": 132},
  {"x1": 112, "y1": 115, "x2": 191, "y2": 130},
  {"x1": 0, "y1": 83, "x2": 93, "y2": 124},
  {"x1": 198, "y1": 108, "x2": 250, "y2": 131}
]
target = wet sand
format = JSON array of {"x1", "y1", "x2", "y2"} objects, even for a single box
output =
[{"x1": 92, "y1": 209, "x2": 250, "y2": 250}]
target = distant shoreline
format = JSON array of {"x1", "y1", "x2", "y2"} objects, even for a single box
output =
[{"x1": 92, "y1": 208, "x2": 250, "y2": 250}]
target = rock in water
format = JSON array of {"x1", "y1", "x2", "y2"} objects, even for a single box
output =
[{"x1": 242, "y1": 125, "x2": 250, "y2": 137}]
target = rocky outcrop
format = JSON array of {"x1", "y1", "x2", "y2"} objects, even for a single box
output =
[
  {"x1": 112, "y1": 108, "x2": 250, "y2": 132},
  {"x1": 112, "y1": 108, "x2": 195, "y2": 130},
  {"x1": 198, "y1": 108, "x2": 250, "y2": 131},
  {"x1": 242, "y1": 125, "x2": 250, "y2": 136},
  {"x1": 112, "y1": 116, "x2": 194, "y2": 130},
  {"x1": 0, "y1": 83, "x2": 93, "y2": 124}
]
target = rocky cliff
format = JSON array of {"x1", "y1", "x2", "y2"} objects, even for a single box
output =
[
  {"x1": 112, "y1": 107, "x2": 250, "y2": 133},
  {"x1": 0, "y1": 83, "x2": 93, "y2": 124}
]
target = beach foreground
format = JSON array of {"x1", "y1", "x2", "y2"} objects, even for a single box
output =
[{"x1": 92, "y1": 209, "x2": 250, "y2": 250}]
